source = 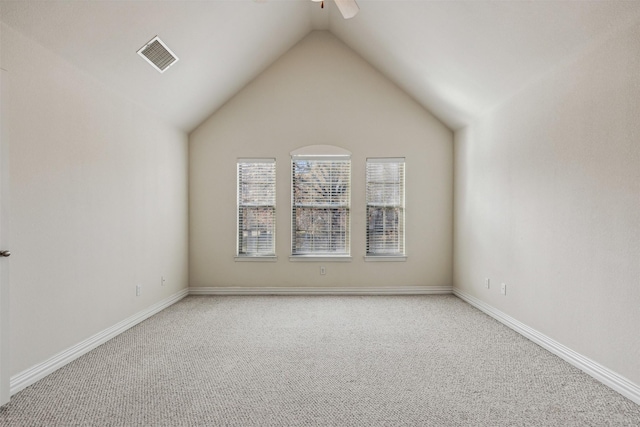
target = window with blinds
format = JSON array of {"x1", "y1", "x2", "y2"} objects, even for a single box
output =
[
  {"x1": 291, "y1": 156, "x2": 351, "y2": 256},
  {"x1": 366, "y1": 158, "x2": 405, "y2": 256},
  {"x1": 237, "y1": 159, "x2": 276, "y2": 257}
]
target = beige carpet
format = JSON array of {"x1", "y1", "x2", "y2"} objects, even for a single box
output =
[{"x1": 1, "y1": 295, "x2": 639, "y2": 426}]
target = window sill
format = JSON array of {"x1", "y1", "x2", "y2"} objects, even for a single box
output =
[
  {"x1": 289, "y1": 256, "x2": 352, "y2": 262},
  {"x1": 364, "y1": 256, "x2": 407, "y2": 262},
  {"x1": 235, "y1": 256, "x2": 278, "y2": 262}
]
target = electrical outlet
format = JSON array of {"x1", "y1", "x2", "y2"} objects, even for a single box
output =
[
  {"x1": 136, "y1": 284, "x2": 141, "y2": 296},
  {"x1": 161, "y1": 276, "x2": 166, "y2": 287},
  {"x1": 501, "y1": 283, "x2": 506, "y2": 295},
  {"x1": 485, "y1": 278, "x2": 490, "y2": 289},
  {"x1": 320, "y1": 266, "x2": 326, "y2": 275}
]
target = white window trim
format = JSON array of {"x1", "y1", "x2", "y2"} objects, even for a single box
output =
[
  {"x1": 290, "y1": 144, "x2": 352, "y2": 158},
  {"x1": 290, "y1": 145, "x2": 352, "y2": 259},
  {"x1": 289, "y1": 256, "x2": 352, "y2": 262},
  {"x1": 235, "y1": 255, "x2": 278, "y2": 262},
  {"x1": 364, "y1": 255, "x2": 407, "y2": 262},
  {"x1": 236, "y1": 157, "x2": 276, "y2": 258},
  {"x1": 366, "y1": 157, "x2": 406, "y2": 257}
]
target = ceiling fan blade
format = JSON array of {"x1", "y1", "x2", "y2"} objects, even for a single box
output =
[{"x1": 334, "y1": 0, "x2": 359, "y2": 19}]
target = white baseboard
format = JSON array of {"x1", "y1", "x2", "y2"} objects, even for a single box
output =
[
  {"x1": 10, "y1": 288, "x2": 189, "y2": 396},
  {"x1": 453, "y1": 288, "x2": 640, "y2": 406},
  {"x1": 190, "y1": 285, "x2": 453, "y2": 296},
  {"x1": 20, "y1": 287, "x2": 633, "y2": 407}
]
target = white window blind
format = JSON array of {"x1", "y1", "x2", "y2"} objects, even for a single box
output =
[
  {"x1": 291, "y1": 156, "x2": 351, "y2": 256},
  {"x1": 237, "y1": 159, "x2": 276, "y2": 257},
  {"x1": 366, "y1": 158, "x2": 405, "y2": 256}
]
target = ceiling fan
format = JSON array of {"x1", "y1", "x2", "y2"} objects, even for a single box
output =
[
  {"x1": 258, "y1": 0, "x2": 359, "y2": 20},
  {"x1": 313, "y1": 0, "x2": 359, "y2": 19}
]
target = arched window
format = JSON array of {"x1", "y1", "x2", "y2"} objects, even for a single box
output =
[{"x1": 290, "y1": 145, "x2": 351, "y2": 258}]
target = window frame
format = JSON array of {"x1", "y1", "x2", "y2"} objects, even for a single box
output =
[
  {"x1": 364, "y1": 157, "x2": 406, "y2": 262},
  {"x1": 290, "y1": 150, "x2": 352, "y2": 261},
  {"x1": 235, "y1": 158, "x2": 277, "y2": 262}
]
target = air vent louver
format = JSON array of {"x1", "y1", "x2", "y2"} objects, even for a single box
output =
[{"x1": 137, "y1": 36, "x2": 178, "y2": 73}]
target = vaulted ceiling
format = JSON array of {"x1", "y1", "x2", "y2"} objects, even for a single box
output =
[{"x1": 2, "y1": 0, "x2": 639, "y2": 133}]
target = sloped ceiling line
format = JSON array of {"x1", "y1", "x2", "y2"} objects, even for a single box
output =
[{"x1": 1, "y1": 0, "x2": 639, "y2": 132}]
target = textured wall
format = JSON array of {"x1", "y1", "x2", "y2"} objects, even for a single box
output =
[
  {"x1": 2, "y1": 24, "x2": 189, "y2": 375},
  {"x1": 454, "y1": 21, "x2": 640, "y2": 384},
  {"x1": 190, "y1": 31, "x2": 453, "y2": 289}
]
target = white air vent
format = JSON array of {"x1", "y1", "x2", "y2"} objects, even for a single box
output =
[{"x1": 137, "y1": 36, "x2": 178, "y2": 73}]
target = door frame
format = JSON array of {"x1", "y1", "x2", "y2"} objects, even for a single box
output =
[{"x1": 0, "y1": 65, "x2": 11, "y2": 406}]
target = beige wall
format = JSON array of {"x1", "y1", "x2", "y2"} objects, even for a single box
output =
[
  {"x1": 190, "y1": 31, "x2": 453, "y2": 289},
  {"x1": 454, "y1": 21, "x2": 640, "y2": 384},
  {"x1": 0, "y1": 22, "x2": 10, "y2": 404},
  {"x1": 2, "y1": 24, "x2": 189, "y2": 375}
]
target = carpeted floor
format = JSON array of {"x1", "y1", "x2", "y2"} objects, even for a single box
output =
[{"x1": 0, "y1": 295, "x2": 639, "y2": 426}]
